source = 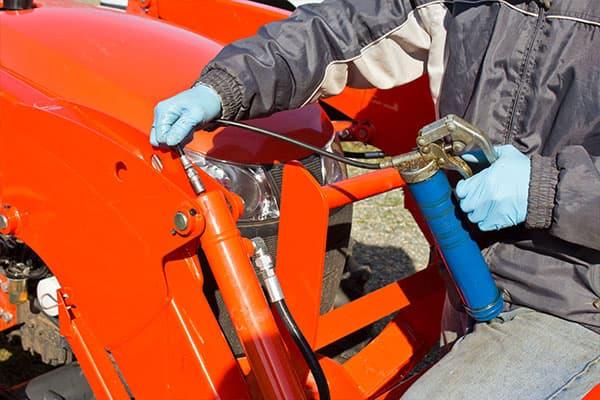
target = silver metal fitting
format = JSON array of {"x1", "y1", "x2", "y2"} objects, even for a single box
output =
[
  {"x1": 177, "y1": 147, "x2": 206, "y2": 195},
  {"x1": 173, "y1": 212, "x2": 189, "y2": 232},
  {"x1": 0, "y1": 215, "x2": 8, "y2": 230},
  {"x1": 251, "y1": 237, "x2": 284, "y2": 303},
  {"x1": 0, "y1": 308, "x2": 13, "y2": 323}
]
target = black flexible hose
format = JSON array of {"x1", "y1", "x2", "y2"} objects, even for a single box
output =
[
  {"x1": 273, "y1": 300, "x2": 330, "y2": 400},
  {"x1": 215, "y1": 119, "x2": 381, "y2": 170},
  {"x1": 343, "y1": 150, "x2": 386, "y2": 159}
]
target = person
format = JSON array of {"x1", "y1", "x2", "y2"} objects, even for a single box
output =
[{"x1": 151, "y1": 0, "x2": 600, "y2": 398}]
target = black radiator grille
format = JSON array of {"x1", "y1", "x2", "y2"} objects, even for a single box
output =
[{"x1": 268, "y1": 154, "x2": 323, "y2": 201}]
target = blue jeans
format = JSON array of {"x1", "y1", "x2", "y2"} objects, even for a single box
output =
[{"x1": 402, "y1": 307, "x2": 600, "y2": 400}]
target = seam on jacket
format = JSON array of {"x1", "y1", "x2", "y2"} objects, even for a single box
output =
[
  {"x1": 454, "y1": 0, "x2": 600, "y2": 27},
  {"x1": 452, "y1": 0, "x2": 537, "y2": 17},
  {"x1": 546, "y1": 15, "x2": 600, "y2": 28},
  {"x1": 300, "y1": 0, "x2": 445, "y2": 107},
  {"x1": 504, "y1": 6, "x2": 544, "y2": 143},
  {"x1": 300, "y1": 0, "x2": 541, "y2": 108}
]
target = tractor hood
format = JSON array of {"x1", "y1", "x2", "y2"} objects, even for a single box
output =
[{"x1": 0, "y1": 0, "x2": 332, "y2": 164}]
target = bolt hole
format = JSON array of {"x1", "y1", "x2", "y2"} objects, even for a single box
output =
[{"x1": 115, "y1": 161, "x2": 128, "y2": 182}]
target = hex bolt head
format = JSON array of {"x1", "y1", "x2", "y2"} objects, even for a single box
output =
[
  {"x1": 173, "y1": 212, "x2": 189, "y2": 232},
  {"x1": 0, "y1": 215, "x2": 8, "y2": 230}
]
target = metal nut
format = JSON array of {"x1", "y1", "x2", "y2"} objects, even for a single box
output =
[{"x1": 254, "y1": 254, "x2": 273, "y2": 271}]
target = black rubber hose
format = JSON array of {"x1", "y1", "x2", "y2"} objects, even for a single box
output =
[
  {"x1": 273, "y1": 300, "x2": 330, "y2": 400},
  {"x1": 343, "y1": 150, "x2": 386, "y2": 159},
  {"x1": 215, "y1": 119, "x2": 381, "y2": 170}
]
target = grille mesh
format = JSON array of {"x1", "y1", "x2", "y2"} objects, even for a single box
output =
[{"x1": 268, "y1": 154, "x2": 323, "y2": 201}]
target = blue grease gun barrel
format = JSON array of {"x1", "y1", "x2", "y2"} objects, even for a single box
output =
[{"x1": 401, "y1": 161, "x2": 504, "y2": 321}]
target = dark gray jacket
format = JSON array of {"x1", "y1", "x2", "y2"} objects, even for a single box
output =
[{"x1": 199, "y1": 0, "x2": 600, "y2": 333}]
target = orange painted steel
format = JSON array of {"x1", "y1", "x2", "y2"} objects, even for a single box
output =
[
  {"x1": 585, "y1": 385, "x2": 600, "y2": 400},
  {"x1": 322, "y1": 168, "x2": 406, "y2": 209},
  {"x1": 274, "y1": 160, "x2": 446, "y2": 398},
  {"x1": 196, "y1": 190, "x2": 306, "y2": 400},
  {"x1": 57, "y1": 289, "x2": 131, "y2": 400},
  {"x1": 275, "y1": 162, "x2": 329, "y2": 346},
  {"x1": 315, "y1": 266, "x2": 442, "y2": 350},
  {"x1": 0, "y1": 1, "x2": 497, "y2": 398}
]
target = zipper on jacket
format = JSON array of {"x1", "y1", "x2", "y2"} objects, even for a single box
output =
[{"x1": 505, "y1": 4, "x2": 546, "y2": 144}]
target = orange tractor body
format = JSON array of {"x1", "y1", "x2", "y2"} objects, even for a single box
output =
[{"x1": 1, "y1": 1, "x2": 598, "y2": 399}]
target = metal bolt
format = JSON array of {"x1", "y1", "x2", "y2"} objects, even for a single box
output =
[
  {"x1": 0, "y1": 215, "x2": 7, "y2": 230},
  {"x1": 452, "y1": 141, "x2": 466, "y2": 153},
  {"x1": 417, "y1": 137, "x2": 427, "y2": 147},
  {"x1": 593, "y1": 298, "x2": 600, "y2": 310},
  {"x1": 0, "y1": 309, "x2": 13, "y2": 323},
  {"x1": 173, "y1": 212, "x2": 189, "y2": 232}
]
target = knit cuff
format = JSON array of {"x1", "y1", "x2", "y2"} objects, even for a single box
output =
[
  {"x1": 525, "y1": 154, "x2": 559, "y2": 229},
  {"x1": 197, "y1": 67, "x2": 244, "y2": 121}
]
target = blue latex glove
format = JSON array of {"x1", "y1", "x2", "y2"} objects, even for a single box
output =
[
  {"x1": 455, "y1": 145, "x2": 531, "y2": 231},
  {"x1": 150, "y1": 85, "x2": 222, "y2": 147}
]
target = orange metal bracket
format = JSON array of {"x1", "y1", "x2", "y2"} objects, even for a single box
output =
[
  {"x1": 57, "y1": 289, "x2": 131, "y2": 400},
  {"x1": 275, "y1": 161, "x2": 329, "y2": 346},
  {"x1": 276, "y1": 161, "x2": 445, "y2": 398}
]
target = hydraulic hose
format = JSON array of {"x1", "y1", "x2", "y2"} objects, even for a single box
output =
[
  {"x1": 343, "y1": 150, "x2": 386, "y2": 159},
  {"x1": 251, "y1": 237, "x2": 330, "y2": 400},
  {"x1": 215, "y1": 119, "x2": 382, "y2": 170},
  {"x1": 273, "y1": 300, "x2": 330, "y2": 400}
]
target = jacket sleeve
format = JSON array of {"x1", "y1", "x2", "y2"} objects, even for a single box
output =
[
  {"x1": 526, "y1": 146, "x2": 600, "y2": 251},
  {"x1": 197, "y1": 0, "x2": 449, "y2": 121}
]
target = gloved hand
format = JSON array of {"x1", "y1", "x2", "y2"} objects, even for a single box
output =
[
  {"x1": 150, "y1": 85, "x2": 222, "y2": 147},
  {"x1": 455, "y1": 145, "x2": 531, "y2": 231}
]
